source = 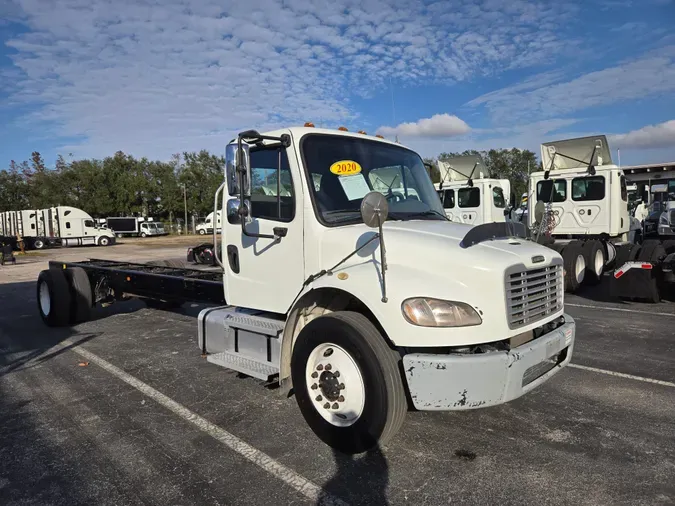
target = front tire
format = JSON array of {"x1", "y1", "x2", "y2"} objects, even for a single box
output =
[
  {"x1": 291, "y1": 311, "x2": 407, "y2": 454},
  {"x1": 198, "y1": 229, "x2": 206, "y2": 235},
  {"x1": 141, "y1": 232, "x2": 147, "y2": 238},
  {"x1": 37, "y1": 269, "x2": 72, "y2": 327},
  {"x1": 98, "y1": 236, "x2": 111, "y2": 246},
  {"x1": 33, "y1": 238, "x2": 46, "y2": 250}
]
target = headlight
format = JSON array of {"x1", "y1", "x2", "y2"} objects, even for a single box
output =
[
  {"x1": 401, "y1": 298, "x2": 482, "y2": 327},
  {"x1": 660, "y1": 214, "x2": 669, "y2": 225}
]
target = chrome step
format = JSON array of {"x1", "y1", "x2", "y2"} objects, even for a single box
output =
[
  {"x1": 206, "y1": 350, "x2": 279, "y2": 381},
  {"x1": 223, "y1": 312, "x2": 285, "y2": 336}
]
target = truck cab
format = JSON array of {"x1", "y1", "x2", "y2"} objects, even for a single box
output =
[
  {"x1": 433, "y1": 155, "x2": 512, "y2": 225},
  {"x1": 196, "y1": 211, "x2": 222, "y2": 235},
  {"x1": 207, "y1": 126, "x2": 576, "y2": 453}
]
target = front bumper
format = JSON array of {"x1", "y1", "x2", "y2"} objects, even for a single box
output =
[{"x1": 403, "y1": 314, "x2": 575, "y2": 410}]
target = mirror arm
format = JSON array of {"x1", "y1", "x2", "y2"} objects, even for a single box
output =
[{"x1": 377, "y1": 216, "x2": 388, "y2": 303}]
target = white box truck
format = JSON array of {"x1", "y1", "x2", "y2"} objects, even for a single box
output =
[
  {"x1": 35, "y1": 126, "x2": 576, "y2": 453},
  {"x1": 0, "y1": 206, "x2": 115, "y2": 249},
  {"x1": 106, "y1": 217, "x2": 168, "y2": 238}
]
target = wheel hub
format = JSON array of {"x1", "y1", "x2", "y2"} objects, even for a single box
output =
[{"x1": 318, "y1": 370, "x2": 341, "y2": 401}]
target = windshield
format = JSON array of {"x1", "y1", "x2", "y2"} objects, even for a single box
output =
[{"x1": 301, "y1": 134, "x2": 445, "y2": 225}]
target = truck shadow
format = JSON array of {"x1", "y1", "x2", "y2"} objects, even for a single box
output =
[
  {"x1": 318, "y1": 445, "x2": 390, "y2": 506},
  {"x1": 0, "y1": 281, "x2": 97, "y2": 504}
]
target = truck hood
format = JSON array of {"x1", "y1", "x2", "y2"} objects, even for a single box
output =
[{"x1": 314, "y1": 219, "x2": 564, "y2": 346}]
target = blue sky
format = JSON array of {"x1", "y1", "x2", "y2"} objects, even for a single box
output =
[{"x1": 1, "y1": 0, "x2": 674, "y2": 169}]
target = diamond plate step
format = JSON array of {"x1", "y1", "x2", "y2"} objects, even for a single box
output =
[
  {"x1": 206, "y1": 350, "x2": 279, "y2": 381},
  {"x1": 223, "y1": 313, "x2": 285, "y2": 336}
]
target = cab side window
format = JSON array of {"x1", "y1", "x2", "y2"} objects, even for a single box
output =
[
  {"x1": 572, "y1": 176, "x2": 605, "y2": 202},
  {"x1": 442, "y1": 189, "x2": 455, "y2": 208},
  {"x1": 249, "y1": 147, "x2": 295, "y2": 222}
]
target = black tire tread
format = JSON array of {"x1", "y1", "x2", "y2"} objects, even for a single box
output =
[
  {"x1": 331, "y1": 311, "x2": 407, "y2": 446},
  {"x1": 581, "y1": 240, "x2": 604, "y2": 285},
  {"x1": 562, "y1": 242, "x2": 584, "y2": 293},
  {"x1": 64, "y1": 267, "x2": 92, "y2": 324}
]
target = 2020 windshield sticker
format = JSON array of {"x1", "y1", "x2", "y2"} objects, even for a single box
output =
[{"x1": 330, "y1": 160, "x2": 362, "y2": 176}]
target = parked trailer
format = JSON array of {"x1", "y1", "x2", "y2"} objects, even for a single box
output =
[
  {"x1": 36, "y1": 125, "x2": 577, "y2": 454},
  {"x1": 0, "y1": 206, "x2": 115, "y2": 249}
]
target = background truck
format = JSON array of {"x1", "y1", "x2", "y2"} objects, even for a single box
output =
[
  {"x1": 106, "y1": 217, "x2": 168, "y2": 238},
  {"x1": 526, "y1": 135, "x2": 642, "y2": 293},
  {"x1": 35, "y1": 125, "x2": 576, "y2": 454},
  {"x1": 434, "y1": 155, "x2": 514, "y2": 225},
  {"x1": 196, "y1": 211, "x2": 222, "y2": 235},
  {"x1": 0, "y1": 206, "x2": 115, "y2": 249}
]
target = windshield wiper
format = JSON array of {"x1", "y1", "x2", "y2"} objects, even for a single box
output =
[{"x1": 389, "y1": 210, "x2": 449, "y2": 221}]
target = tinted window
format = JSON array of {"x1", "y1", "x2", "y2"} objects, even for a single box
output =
[
  {"x1": 442, "y1": 189, "x2": 455, "y2": 208},
  {"x1": 65, "y1": 222, "x2": 71, "y2": 229},
  {"x1": 493, "y1": 187, "x2": 505, "y2": 208},
  {"x1": 84, "y1": 220, "x2": 94, "y2": 227},
  {"x1": 572, "y1": 176, "x2": 605, "y2": 201},
  {"x1": 537, "y1": 179, "x2": 566, "y2": 202},
  {"x1": 620, "y1": 175, "x2": 627, "y2": 202},
  {"x1": 458, "y1": 187, "x2": 480, "y2": 208},
  {"x1": 249, "y1": 146, "x2": 294, "y2": 222}
]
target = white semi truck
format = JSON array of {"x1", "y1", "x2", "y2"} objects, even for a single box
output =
[
  {"x1": 526, "y1": 135, "x2": 642, "y2": 292},
  {"x1": 196, "y1": 211, "x2": 222, "y2": 235},
  {"x1": 0, "y1": 206, "x2": 115, "y2": 249},
  {"x1": 434, "y1": 155, "x2": 514, "y2": 226},
  {"x1": 35, "y1": 126, "x2": 576, "y2": 453}
]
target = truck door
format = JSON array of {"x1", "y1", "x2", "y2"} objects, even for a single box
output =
[
  {"x1": 490, "y1": 183, "x2": 507, "y2": 223},
  {"x1": 222, "y1": 142, "x2": 305, "y2": 313}
]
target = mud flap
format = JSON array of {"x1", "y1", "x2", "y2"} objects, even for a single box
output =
[{"x1": 610, "y1": 262, "x2": 660, "y2": 302}]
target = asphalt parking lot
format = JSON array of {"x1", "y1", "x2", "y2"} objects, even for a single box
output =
[{"x1": 1, "y1": 240, "x2": 674, "y2": 505}]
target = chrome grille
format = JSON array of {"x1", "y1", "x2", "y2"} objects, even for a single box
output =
[
  {"x1": 669, "y1": 209, "x2": 675, "y2": 226},
  {"x1": 506, "y1": 264, "x2": 563, "y2": 329}
]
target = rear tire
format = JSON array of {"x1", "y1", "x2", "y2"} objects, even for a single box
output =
[
  {"x1": 562, "y1": 242, "x2": 585, "y2": 293},
  {"x1": 37, "y1": 269, "x2": 72, "y2": 327},
  {"x1": 662, "y1": 240, "x2": 675, "y2": 255},
  {"x1": 291, "y1": 311, "x2": 407, "y2": 454},
  {"x1": 582, "y1": 240, "x2": 605, "y2": 285},
  {"x1": 637, "y1": 240, "x2": 664, "y2": 263},
  {"x1": 64, "y1": 267, "x2": 93, "y2": 324},
  {"x1": 33, "y1": 238, "x2": 46, "y2": 250}
]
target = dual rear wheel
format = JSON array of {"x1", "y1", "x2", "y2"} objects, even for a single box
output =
[{"x1": 37, "y1": 267, "x2": 93, "y2": 327}]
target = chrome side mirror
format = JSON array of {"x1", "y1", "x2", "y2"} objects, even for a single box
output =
[{"x1": 225, "y1": 142, "x2": 251, "y2": 198}]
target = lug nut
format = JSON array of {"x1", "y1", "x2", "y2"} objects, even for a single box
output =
[
  {"x1": 311, "y1": 383, "x2": 318, "y2": 390},
  {"x1": 323, "y1": 402, "x2": 330, "y2": 409},
  {"x1": 325, "y1": 364, "x2": 332, "y2": 371},
  {"x1": 339, "y1": 383, "x2": 345, "y2": 390},
  {"x1": 338, "y1": 395, "x2": 345, "y2": 402},
  {"x1": 311, "y1": 372, "x2": 318, "y2": 378},
  {"x1": 332, "y1": 403, "x2": 339, "y2": 409},
  {"x1": 317, "y1": 364, "x2": 323, "y2": 371},
  {"x1": 316, "y1": 395, "x2": 323, "y2": 401},
  {"x1": 334, "y1": 371, "x2": 340, "y2": 377}
]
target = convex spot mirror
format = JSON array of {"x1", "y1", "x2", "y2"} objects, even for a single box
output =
[
  {"x1": 360, "y1": 191, "x2": 389, "y2": 228},
  {"x1": 225, "y1": 142, "x2": 251, "y2": 198}
]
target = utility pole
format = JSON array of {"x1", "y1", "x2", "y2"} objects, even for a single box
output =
[{"x1": 183, "y1": 184, "x2": 188, "y2": 235}]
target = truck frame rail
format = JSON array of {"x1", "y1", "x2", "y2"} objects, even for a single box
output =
[{"x1": 49, "y1": 259, "x2": 226, "y2": 305}]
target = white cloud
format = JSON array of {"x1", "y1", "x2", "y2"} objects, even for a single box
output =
[
  {"x1": 611, "y1": 120, "x2": 675, "y2": 149},
  {"x1": 467, "y1": 48, "x2": 675, "y2": 124},
  {"x1": 376, "y1": 114, "x2": 471, "y2": 138},
  {"x1": 1, "y1": 0, "x2": 583, "y2": 159}
]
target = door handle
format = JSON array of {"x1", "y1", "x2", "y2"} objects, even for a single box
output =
[
  {"x1": 227, "y1": 245, "x2": 240, "y2": 273},
  {"x1": 213, "y1": 181, "x2": 226, "y2": 269}
]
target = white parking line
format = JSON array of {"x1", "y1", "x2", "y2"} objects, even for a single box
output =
[
  {"x1": 67, "y1": 342, "x2": 348, "y2": 506},
  {"x1": 565, "y1": 303, "x2": 675, "y2": 317},
  {"x1": 568, "y1": 363, "x2": 675, "y2": 388}
]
